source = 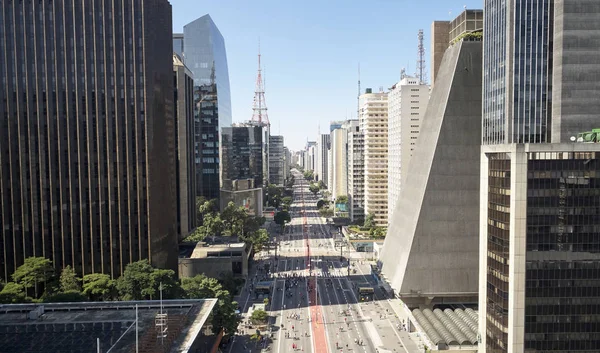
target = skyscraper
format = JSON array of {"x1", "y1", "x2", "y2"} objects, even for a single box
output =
[
  {"x1": 387, "y1": 77, "x2": 429, "y2": 222},
  {"x1": 0, "y1": 0, "x2": 178, "y2": 279},
  {"x1": 316, "y1": 134, "x2": 330, "y2": 186},
  {"x1": 480, "y1": 2, "x2": 600, "y2": 352},
  {"x1": 221, "y1": 125, "x2": 264, "y2": 189},
  {"x1": 361, "y1": 89, "x2": 389, "y2": 226},
  {"x1": 173, "y1": 54, "x2": 197, "y2": 240},
  {"x1": 181, "y1": 15, "x2": 232, "y2": 199},
  {"x1": 269, "y1": 135, "x2": 285, "y2": 186}
]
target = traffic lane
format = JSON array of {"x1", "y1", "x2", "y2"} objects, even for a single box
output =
[{"x1": 281, "y1": 275, "x2": 312, "y2": 351}]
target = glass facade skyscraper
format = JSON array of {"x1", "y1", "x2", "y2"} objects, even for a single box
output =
[
  {"x1": 0, "y1": 0, "x2": 178, "y2": 279},
  {"x1": 180, "y1": 15, "x2": 232, "y2": 200},
  {"x1": 481, "y1": 2, "x2": 600, "y2": 352},
  {"x1": 221, "y1": 125, "x2": 264, "y2": 189}
]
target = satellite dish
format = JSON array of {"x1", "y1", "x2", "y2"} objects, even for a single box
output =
[{"x1": 570, "y1": 136, "x2": 576, "y2": 142}]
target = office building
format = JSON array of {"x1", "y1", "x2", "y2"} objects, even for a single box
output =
[
  {"x1": 480, "y1": 2, "x2": 600, "y2": 352},
  {"x1": 221, "y1": 125, "x2": 264, "y2": 189},
  {"x1": 269, "y1": 135, "x2": 285, "y2": 186},
  {"x1": 315, "y1": 134, "x2": 330, "y2": 185},
  {"x1": 181, "y1": 15, "x2": 232, "y2": 199},
  {"x1": 380, "y1": 40, "x2": 483, "y2": 307},
  {"x1": 348, "y1": 126, "x2": 365, "y2": 222},
  {"x1": 0, "y1": 0, "x2": 178, "y2": 279},
  {"x1": 449, "y1": 9, "x2": 483, "y2": 43},
  {"x1": 361, "y1": 89, "x2": 389, "y2": 226},
  {"x1": 387, "y1": 77, "x2": 430, "y2": 222},
  {"x1": 173, "y1": 54, "x2": 197, "y2": 240},
  {"x1": 331, "y1": 120, "x2": 359, "y2": 201},
  {"x1": 173, "y1": 33, "x2": 184, "y2": 58},
  {"x1": 431, "y1": 21, "x2": 450, "y2": 87}
]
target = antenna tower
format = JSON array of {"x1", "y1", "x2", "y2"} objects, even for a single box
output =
[
  {"x1": 416, "y1": 29, "x2": 427, "y2": 84},
  {"x1": 251, "y1": 42, "x2": 270, "y2": 126}
]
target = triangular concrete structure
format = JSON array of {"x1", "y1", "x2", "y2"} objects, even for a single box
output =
[{"x1": 380, "y1": 41, "x2": 482, "y2": 306}]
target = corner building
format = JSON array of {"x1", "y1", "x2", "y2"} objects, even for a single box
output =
[
  {"x1": 0, "y1": 0, "x2": 178, "y2": 279},
  {"x1": 480, "y1": 1, "x2": 600, "y2": 352}
]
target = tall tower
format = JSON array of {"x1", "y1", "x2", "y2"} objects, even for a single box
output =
[
  {"x1": 416, "y1": 29, "x2": 427, "y2": 84},
  {"x1": 251, "y1": 44, "x2": 270, "y2": 126}
]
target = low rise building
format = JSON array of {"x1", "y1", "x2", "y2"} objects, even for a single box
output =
[{"x1": 179, "y1": 241, "x2": 249, "y2": 279}]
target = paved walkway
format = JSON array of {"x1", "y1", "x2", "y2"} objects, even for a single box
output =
[{"x1": 387, "y1": 299, "x2": 427, "y2": 353}]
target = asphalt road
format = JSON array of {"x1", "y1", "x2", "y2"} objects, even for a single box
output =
[{"x1": 228, "y1": 170, "x2": 408, "y2": 353}]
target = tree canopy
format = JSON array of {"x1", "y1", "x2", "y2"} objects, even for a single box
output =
[
  {"x1": 59, "y1": 266, "x2": 81, "y2": 292},
  {"x1": 82, "y1": 273, "x2": 116, "y2": 301},
  {"x1": 309, "y1": 183, "x2": 320, "y2": 196},
  {"x1": 274, "y1": 210, "x2": 291, "y2": 226},
  {"x1": 12, "y1": 257, "x2": 54, "y2": 297}
]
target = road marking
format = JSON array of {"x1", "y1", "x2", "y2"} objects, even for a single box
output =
[{"x1": 276, "y1": 259, "x2": 288, "y2": 353}]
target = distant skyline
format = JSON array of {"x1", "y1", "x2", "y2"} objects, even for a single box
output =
[{"x1": 173, "y1": 0, "x2": 483, "y2": 150}]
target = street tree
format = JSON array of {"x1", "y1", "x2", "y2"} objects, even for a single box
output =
[
  {"x1": 303, "y1": 170, "x2": 314, "y2": 181},
  {"x1": 12, "y1": 257, "x2": 54, "y2": 298},
  {"x1": 181, "y1": 274, "x2": 240, "y2": 335},
  {"x1": 0, "y1": 282, "x2": 28, "y2": 304},
  {"x1": 151, "y1": 268, "x2": 181, "y2": 299},
  {"x1": 221, "y1": 202, "x2": 248, "y2": 237},
  {"x1": 281, "y1": 196, "x2": 293, "y2": 208},
  {"x1": 59, "y1": 265, "x2": 81, "y2": 292},
  {"x1": 274, "y1": 210, "x2": 291, "y2": 232},
  {"x1": 82, "y1": 273, "x2": 116, "y2": 301},
  {"x1": 44, "y1": 290, "x2": 87, "y2": 303},
  {"x1": 246, "y1": 229, "x2": 270, "y2": 252},
  {"x1": 335, "y1": 195, "x2": 349, "y2": 204},
  {"x1": 319, "y1": 208, "x2": 334, "y2": 218},
  {"x1": 265, "y1": 184, "x2": 283, "y2": 208},
  {"x1": 116, "y1": 260, "x2": 155, "y2": 300},
  {"x1": 369, "y1": 227, "x2": 387, "y2": 238},
  {"x1": 308, "y1": 183, "x2": 320, "y2": 196},
  {"x1": 364, "y1": 213, "x2": 376, "y2": 229},
  {"x1": 250, "y1": 309, "x2": 268, "y2": 324}
]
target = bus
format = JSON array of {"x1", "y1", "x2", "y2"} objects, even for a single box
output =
[
  {"x1": 357, "y1": 285, "x2": 374, "y2": 301},
  {"x1": 254, "y1": 281, "x2": 273, "y2": 299}
]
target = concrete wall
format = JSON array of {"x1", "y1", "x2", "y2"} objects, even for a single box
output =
[
  {"x1": 551, "y1": 0, "x2": 600, "y2": 142},
  {"x1": 179, "y1": 255, "x2": 248, "y2": 279},
  {"x1": 431, "y1": 21, "x2": 450, "y2": 87},
  {"x1": 380, "y1": 41, "x2": 482, "y2": 304}
]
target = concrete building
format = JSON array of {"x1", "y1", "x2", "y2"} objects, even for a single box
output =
[
  {"x1": 305, "y1": 141, "x2": 317, "y2": 172},
  {"x1": 480, "y1": 2, "x2": 600, "y2": 352},
  {"x1": 0, "y1": 0, "x2": 178, "y2": 279},
  {"x1": 431, "y1": 9, "x2": 483, "y2": 88},
  {"x1": 387, "y1": 77, "x2": 430, "y2": 223},
  {"x1": 430, "y1": 21, "x2": 450, "y2": 87},
  {"x1": 315, "y1": 134, "x2": 331, "y2": 185},
  {"x1": 380, "y1": 40, "x2": 483, "y2": 307},
  {"x1": 179, "y1": 240, "x2": 249, "y2": 279},
  {"x1": 331, "y1": 120, "x2": 359, "y2": 201},
  {"x1": 173, "y1": 54, "x2": 197, "y2": 240},
  {"x1": 327, "y1": 148, "x2": 333, "y2": 193},
  {"x1": 221, "y1": 125, "x2": 264, "y2": 189},
  {"x1": 268, "y1": 135, "x2": 285, "y2": 186},
  {"x1": 0, "y1": 300, "x2": 220, "y2": 353},
  {"x1": 348, "y1": 126, "x2": 365, "y2": 222},
  {"x1": 360, "y1": 89, "x2": 389, "y2": 226},
  {"x1": 179, "y1": 15, "x2": 232, "y2": 200}
]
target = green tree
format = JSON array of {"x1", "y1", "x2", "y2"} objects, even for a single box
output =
[
  {"x1": 59, "y1": 266, "x2": 81, "y2": 292},
  {"x1": 82, "y1": 273, "x2": 116, "y2": 301},
  {"x1": 243, "y1": 216, "x2": 266, "y2": 236},
  {"x1": 274, "y1": 210, "x2": 291, "y2": 233},
  {"x1": 185, "y1": 206, "x2": 224, "y2": 243},
  {"x1": 316, "y1": 200, "x2": 327, "y2": 209},
  {"x1": 318, "y1": 180, "x2": 327, "y2": 190},
  {"x1": 247, "y1": 229, "x2": 270, "y2": 252},
  {"x1": 44, "y1": 290, "x2": 87, "y2": 303},
  {"x1": 151, "y1": 268, "x2": 181, "y2": 299},
  {"x1": 335, "y1": 195, "x2": 349, "y2": 204},
  {"x1": 369, "y1": 227, "x2": 387, "y2": 238},
  {"x1": 250, "y1": 309, "x2": 268, "y2": 323},
  {"x1": 0, "y1": 282, "x2": 28, "y2": 304},
  {"x1": 12, "y1": 257, "x2": 54, "y2": 298},
  {"x1": 364, "y1": 213, "x2": 376, "y2": 229},
  {"x1": 116, "y1": 260, "x2": 155, "y2": 300},
  {"x1": 281, "y1": 196, "x2": 293, "y2": 208},
  {"x1": 303, "y1": 170, "x2": 314, "y2": 181},
  {"x1": 265, "y1": 184, "x2": 283, "y2": 208},
  {"x1": 309, "y1": 183, "x2": 320, "y2": 196},
  {"x1": 319, "y1": 208, "x2": 334, "y2": 218},
  {"x1": 181, "y1": 274, "x2": 240, "y2": 335},
  {"x1": 221, "y1": 202, "x2": 248, "y2": 237}
]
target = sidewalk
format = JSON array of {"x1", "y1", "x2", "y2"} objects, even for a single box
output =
[{"x1": 387, "y1": 298, "x2": 427, "y2": 353}]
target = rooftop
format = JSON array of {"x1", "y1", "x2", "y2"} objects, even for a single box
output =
[
  {"x1": 0, "y1": 299, "x2": 217, "y2": 353},
  {"x1": 411, "y1": 307, "x2": 478, "y2": 347},
  {"x1": 191, "y1": 242, "x2": 246, "y2": 259}
]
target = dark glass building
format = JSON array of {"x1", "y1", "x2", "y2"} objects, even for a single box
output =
[
  {"x1": 180, "y1": 15, "x2": 232, "y2": 200},
  {"x1": 221, "y1": 125, "x2": 264, "y2": 189},
  {"x1": 173, "y1": 54, "x2": 196, "y2": 239},
  {"x1": 0, "y1": 0, "x2": 178, "y2": 279},
  {"x1": 481, "y1": 2, "x2": 600, "y2": 352}
]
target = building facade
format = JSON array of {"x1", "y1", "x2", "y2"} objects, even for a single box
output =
[
  {"x1": 315, "y1": 134, "x2": 330, "y2": 186},
  {"x1": 480, "y1": 1, "x2": 600, "y2": 352},
  {"x1": 331, "y1": 120, "x2": 359, "y2": 201},
  {"x1": 430, "y1": 21, "x2": 450, "y2": 87},
  {"x1": 268, "y1": 135, "x2": 285, "y2": 186},
  {"x1": 348, "y1": 126, "x2": 365, "y2": 222},
  {"x1": 173, "y1": 54, "x2": 197, "y2": 240},
  {"x1": 387, "y1": 77, "x2": 430, "y2": 222},
  {"x1": 181, "y1": 15, "x2": 232, "y2": 199},
  {"x1": 0, "y1": 0, "x2": 178, "y2": 279},
  {"x1": 360, "y1": 90, "x2": 389, "y2": 226},
  {"x1": 221, "y1": 125, "x2": 264, "y2": 189}
]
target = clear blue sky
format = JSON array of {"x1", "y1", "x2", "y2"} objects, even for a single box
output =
[{"x1": 172, "y1": 0, "x2": 483, "y2": 151}]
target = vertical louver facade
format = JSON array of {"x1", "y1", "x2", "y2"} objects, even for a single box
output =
[{"x1": 0, "y1": 0, "x2": 178, "y2": 280}]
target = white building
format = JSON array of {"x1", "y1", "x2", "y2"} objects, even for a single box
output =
[
  {"x1": 331, "y1": 120, "x2": 359, "y2": 201},
  {"x1": 360, "y1": 89, "x2": 389, "y2": 226},
  {"x1": 387, "y1": 77, "x2": 430, "y2": 222}
]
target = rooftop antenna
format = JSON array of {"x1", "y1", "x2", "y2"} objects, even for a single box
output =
[{"x1": 155, "y1": 283, "x2": 168, "y2": 346}]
